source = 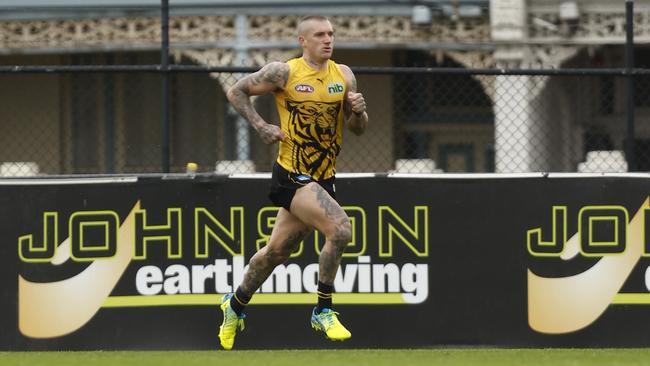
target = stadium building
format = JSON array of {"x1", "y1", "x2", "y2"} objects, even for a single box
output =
[{"x1": 1, "y1": 0, "x2": 649, "y2": 175}]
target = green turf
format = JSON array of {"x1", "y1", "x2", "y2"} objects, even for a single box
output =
[{"x1": 2, "y1": 349, "x2": 650, "y2": 366}]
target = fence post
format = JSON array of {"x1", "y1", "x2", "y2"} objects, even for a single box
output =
[
  {"x1": 105, "y1": 54, "x2": 115, "y2": 174},
  {"x1": 161, "y1": 0, "x2": 171, "y2": 173},
  {"x1": 625, "y1": 0, "x2": 636, "y2": 171}
]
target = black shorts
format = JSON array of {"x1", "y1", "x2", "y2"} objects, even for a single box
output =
[{"x1": 269, "y1": 162, "x2": 336, "y2": 211}]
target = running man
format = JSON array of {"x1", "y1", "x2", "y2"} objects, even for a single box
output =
[{"x1": 219, "y1": 14, "x2": 368, "y2": 350}]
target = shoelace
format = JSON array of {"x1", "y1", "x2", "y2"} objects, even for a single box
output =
[{"x1": 319, "y1": 311, "x2": 340, "y2": 329}]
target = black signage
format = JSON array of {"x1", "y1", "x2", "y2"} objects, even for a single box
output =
[{"x1": 2, "y1": 175, "x2": 650, "y2": 350}]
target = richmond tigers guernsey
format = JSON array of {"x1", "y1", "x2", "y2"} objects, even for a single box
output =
[{"x1": 274, "y1": 57, "x2": 347, "y2": 180}]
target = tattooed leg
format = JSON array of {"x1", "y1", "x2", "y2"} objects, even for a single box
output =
[
  {"x1": 239, "y1": 208, "x2": 310, "y2": 296},
  {"x1": 290, "y1": 183, "x2": 352, "y2": 286}
]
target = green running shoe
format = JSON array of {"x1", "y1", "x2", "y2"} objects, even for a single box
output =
[
  {"x1": 218, "y1": 293, "x2": 245, "y2": 350},
  {"x1": 310, "y1": 307, "x2": 351, "y2": 341}
]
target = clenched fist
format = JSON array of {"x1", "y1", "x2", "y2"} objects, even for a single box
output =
[
  {"x1": 346, "y1": 91, "x2": 366, "y2": 116},
  {"x1": 256, "y1": 122, "x2": 286, "y2": 144}
]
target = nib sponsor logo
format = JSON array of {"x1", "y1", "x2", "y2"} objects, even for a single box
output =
[{"x1": 327, "y1": 83, "x2": 344, "y2": 94}]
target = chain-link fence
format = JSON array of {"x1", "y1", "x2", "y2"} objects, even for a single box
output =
[
  {"x1": 1, "y1": 64, "x2": 649, "y2": 176},
  {"x1": 2, "y1": 0, "x2": 649, "y2": 177}
]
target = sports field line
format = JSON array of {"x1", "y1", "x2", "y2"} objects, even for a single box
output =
[{"x1": 3, "y1": 348, "x2": 650, "y2": 366}]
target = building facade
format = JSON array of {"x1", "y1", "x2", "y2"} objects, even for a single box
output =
[{"x1": 1, "y1": 0, "x2": 649, "y2": 174}]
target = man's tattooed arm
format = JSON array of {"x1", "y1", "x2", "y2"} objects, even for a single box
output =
[
  {"x1": 226, "y1": 62, "x2": 290, "y2": 144},
  {"x1": 340, "y1": 64, "x2": 368, "y2": 136}
]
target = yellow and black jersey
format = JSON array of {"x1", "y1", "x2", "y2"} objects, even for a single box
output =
[{"x1": 274, "y1": 57, "x2": 347, "y2": 180}]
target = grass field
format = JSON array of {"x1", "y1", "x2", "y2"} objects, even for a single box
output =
[{"x1": 2, "y1": 349, "x2": 650, "y2": 366}]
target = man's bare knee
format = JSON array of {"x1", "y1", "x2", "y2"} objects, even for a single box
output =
[
  {"x1": 329, "y1": 218, "x2": 352, "y2": 251},
  {"x1": 263, "y1": 245, "x2": 292, "y2": 266}
]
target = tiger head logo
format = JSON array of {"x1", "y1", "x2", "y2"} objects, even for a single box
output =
[
  {"x1": 285, "y1": 100, "x2": 342, "y2": 177},
  {"x1": 286, "y1": 100, "x2": 341, "y2": 145}
]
